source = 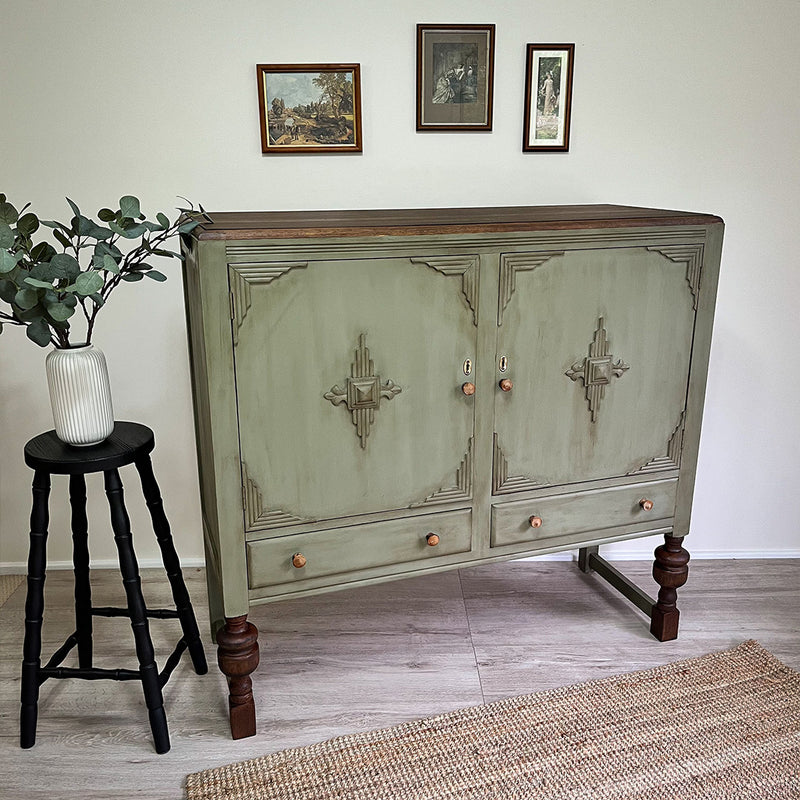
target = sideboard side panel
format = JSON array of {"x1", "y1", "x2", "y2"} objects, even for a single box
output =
[
  {"x1": 673, "y1": 222, "x2": 723, "y2": 536},
  {"x1": 183, "y1": 238, "x2": 249, "y2": 624}
]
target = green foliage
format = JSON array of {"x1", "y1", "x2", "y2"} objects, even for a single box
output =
[{"x1": 0, "y1": 193, "x2": 209, "y2": 348}]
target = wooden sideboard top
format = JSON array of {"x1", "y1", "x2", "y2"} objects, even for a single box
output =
[{"x1": 193, "y1": 205, "x2": 724, "y2": 241}]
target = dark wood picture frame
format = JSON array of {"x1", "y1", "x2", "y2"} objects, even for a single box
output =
[
  {"x1": 256, "y1": 63, "x2": 363, "y2": 154},
  {"x1": 416, "y1": 24, "x2": 495, "y2": 132},
  {"x1": 523, "y1": 44, "x2": 575, "y2": 152}
]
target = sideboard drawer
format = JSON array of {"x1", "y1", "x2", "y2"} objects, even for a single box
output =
[
  {"x1": 491, "y1": 479, "x2": 678, "y2": 550},
  {"x1": 247, "y1": 509, "x2": 473, "y2": 592}
]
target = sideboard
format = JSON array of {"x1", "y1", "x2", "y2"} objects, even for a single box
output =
[{"x1": 181, "y1": 205, "x2": 723, "y2": 738}]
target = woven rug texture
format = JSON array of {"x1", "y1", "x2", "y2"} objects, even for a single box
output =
[
  {"x1": 186, "y1": 641, "x2": 800, "y2": 800},
  {"x1": 0, "y1": 574, "x2": 24, "y2": 608}
]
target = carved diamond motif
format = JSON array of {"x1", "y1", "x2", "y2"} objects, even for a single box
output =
[
  {"x1": 566, "y1": 317, "x2": 630, "y2": 422},
  {"x1": 324, "y1": 334, "x2": 402, "y2": 448}
]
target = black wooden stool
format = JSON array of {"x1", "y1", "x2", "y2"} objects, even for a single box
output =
[{"x1": 20, "y1": 422, "x2": 207, "y2": 754}]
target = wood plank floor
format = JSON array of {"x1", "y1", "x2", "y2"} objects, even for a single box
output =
[{"x1": 1, "y1": 558, "x2": 798, "y2": 799}]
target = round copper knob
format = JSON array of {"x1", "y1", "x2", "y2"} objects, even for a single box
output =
[
  {"x1": 461, "y1": 382, "x2": 476, "y2": 396},
  {"x1": 291, "y1": 553, "x2": 307, "y2": 569},
  {"x1": 639, "y1": 499, "x2": 654, "y2": 511},
  {"x1": 499, "y1": 379, "x2": 513, "y2": 392},
  {"x1": 426, "y1": 533, "x2": 440, "y2": 547},
  {"x1": 529, "y1": 516, "x2": 543, "y2": 528}
]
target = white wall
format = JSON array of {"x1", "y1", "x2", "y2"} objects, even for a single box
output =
[{"x1": 2, "y1": 0, "x2": 799, "y2": 569}]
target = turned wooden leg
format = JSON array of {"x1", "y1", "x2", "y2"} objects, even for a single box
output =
[
  {"x1": 217, "y1": 615, "x2": 260, "y2": 739},
  {"x1": 20, "y1": 470, "x2": 51, "y2": 749},
  {"x1": 650, "y1": 534, "x2": 690, "y2": 642}
]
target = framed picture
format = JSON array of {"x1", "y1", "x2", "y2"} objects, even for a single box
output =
[
  {"x1": 256, "y1": 63, "x2": 363, "y2": 154},
  {"x1": 416, "y1": 24, "x2": 495, "y2": 131},
  {"x1": 523, "y1": 44, "x2": 575, "y2": 152}
]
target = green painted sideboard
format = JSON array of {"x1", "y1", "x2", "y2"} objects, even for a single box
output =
[{"x1": 181, "y1": 205, "x2": 723, "y2": 738}]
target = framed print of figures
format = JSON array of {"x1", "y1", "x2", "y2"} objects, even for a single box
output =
[
  {"x1": 416, "y1": 24, "x2": 495, "y2": 131},
  {"x1": 256, "y1": 64, "x2": 363, "y2": 153},
  {"x1": 523, "y1": 44, "x2": 575, "y2": 152}
]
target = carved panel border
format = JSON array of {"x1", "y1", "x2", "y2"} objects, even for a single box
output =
[
  {"x1": 628, "y1": 411, "x2": 685, "y2": 474},
  {"x1": 497, "y1": 252, "x2": 563, "y2": 325},
  {"x1": 647, "y1": 244, "x2": 704, "y2": 310},
  {"x1": 410, "y1": 256, "x2": 479, "y2": 325},
  {"x1": 411, "y1": 437, "x2": 474, "y2": 507},
  {"x1": 228, "y1": 262, "x2": 308, "y2": 343},
  {"x1": 241, "y1": 462, "x2": 314, "y2": 532},
  {"x1": 492, "y1": 433, "x2": 550, "y2": 494}
]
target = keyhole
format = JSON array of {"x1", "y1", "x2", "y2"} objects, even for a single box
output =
[
  {"x1": 499, "y1": 356, "x2": 508, "y2": 372},
  {"x1": 463, "y1": 359, "x2": 473, "y2": 376}
]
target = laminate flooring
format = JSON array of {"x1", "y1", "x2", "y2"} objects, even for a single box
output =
[{"x1": 1, "y1": 558, "x2": 798, "y2": 799}]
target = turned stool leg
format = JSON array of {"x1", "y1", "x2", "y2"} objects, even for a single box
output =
[
  {"x1": 650, "y1": 534, "x2": 690, "y2": 641},
  {"x1": 134, "y1": 455, "x2": 207, "y2": 675},
  {"x1": 20, "y1": 470, "x2": 51, "y2": 749},
  {"x1": 69, "y1": 474, "x2": 93, "y2": 668},
  {"x1": 217, "y1": 615, "x2": 260, "y2": 739},
  {"x1": 104, "y1": 468, "x2": 170, "y2": 754}
]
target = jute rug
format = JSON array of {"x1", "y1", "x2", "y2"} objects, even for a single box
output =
[
  {"x1": 0, "y1": 574, "x2": 24, "y2": 608},
  {"x1": 186, "y1": 641, "x2": 800, "y2": 799}
]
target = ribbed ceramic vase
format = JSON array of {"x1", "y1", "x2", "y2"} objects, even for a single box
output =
[{"x1": 45, "y1": 344, "x2": 115, "y2": 446}]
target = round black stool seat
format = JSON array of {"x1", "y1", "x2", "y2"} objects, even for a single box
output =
[
  {"x1": 19, "y1": 421, "x2": 206, "y2": 755},
  {"x1": 25, "y1": 421, "x2": 154, "y2": 475}
]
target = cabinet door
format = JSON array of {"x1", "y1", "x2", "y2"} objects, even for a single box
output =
[
  {"x1": 493, "y1": 246, "x2": 697, "y2": 492},
  {"x1": 231, "y1": 254, "x2": 478, "y2": 530}
]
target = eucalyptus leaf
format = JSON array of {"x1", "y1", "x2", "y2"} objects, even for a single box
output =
[
  {"x1": 102, "y1": 254, "x2": 120, "y2": 273},
  {"x1": 14, "y1": 287, "x2": 40, "y2": 310},
  {"x1": 121, "y1": 271, "x2": 144, "y2": 282},
  {"x1": 144, "y1": 270, "x2": 167, "y2": 281},
  {"x1": 0, "y1": 221, "x2": 15, "y2": 247},
  {"x1": 45, "y1": 301, "x2": 75, "y2": 321},
  {"x1": 25, "y1": 316, "x2": 51, "y2": 347},
  {"x1": 30, "y1": 241, "x2": 57, "y2": 263},
  {"x1": 17, "y1": 213, "x2": 40, "y2": 237},
  {"x1": 156, "y1": 212, "x2": 170, "y2": 230},
  {"x1": 53, "y1": 229, "x2": 72, "y2": 249},
  {"x1": 0, "y1": 249, "x2": 22, "y2": 273},
  {"x1": 41, "y1": 219, "x2": 73, "y2": 233},
  {"x1": 117, "y1": 222, "x2": 149, "y2": 239},
  {"x1": 50, "y1": 252, "x2": 81, "y2": 279},
  {"x1": 119, "y1": 195, "x2": 141, "y2": 219},
  {"x1": 98, "y1": 208, "x2": 116, "y2": 222},
  {"x1": 0, "y1": 278, "x2": 17, "y2": 302},
  {"x1": 177, "y1": 219, "x2": 201, "y2": 234},
  {"x1": 66, "y1": 197, "x2": 81, "y2": 220},
  {"x1": 89, "y1": 292, "x2": 105, "y2": 307},
  {"x1": 0, "y1": 201, "x2": 19, "y2": 224},
  {"x1": 24, "y1": 277, "x2": 56, "y2": 289},
  {"x1": 74, "y1": 270, "x2": 105, "y2": 296}
]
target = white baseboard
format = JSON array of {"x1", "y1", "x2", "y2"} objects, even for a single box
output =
[
  {"x1": 0, "y1": 557, "x2": 206, "y2": 574},
  {"x1": 1, "y1": 550, "x2": 798, "y2": 575}
]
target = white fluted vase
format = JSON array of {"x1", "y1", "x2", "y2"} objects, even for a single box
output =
[{"x1": 45, "y1": 344, "x2": 115, "y2": 446}]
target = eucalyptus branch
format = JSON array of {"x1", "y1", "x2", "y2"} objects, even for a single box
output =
[{"x1": 0, "y1": 193, "x2": 206, "y2": 348}]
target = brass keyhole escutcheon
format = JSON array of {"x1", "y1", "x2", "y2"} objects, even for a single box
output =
[
  {"x1": 463, "y1": 358, "x2": 473, "y2": 376},
  {"x1": 499, "y1": 355, "x2": 508, "y2": 372}
]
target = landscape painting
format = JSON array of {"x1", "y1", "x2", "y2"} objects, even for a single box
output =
[{"x1": 257, "y1": 64, "x2": 362, "y2": 154}]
